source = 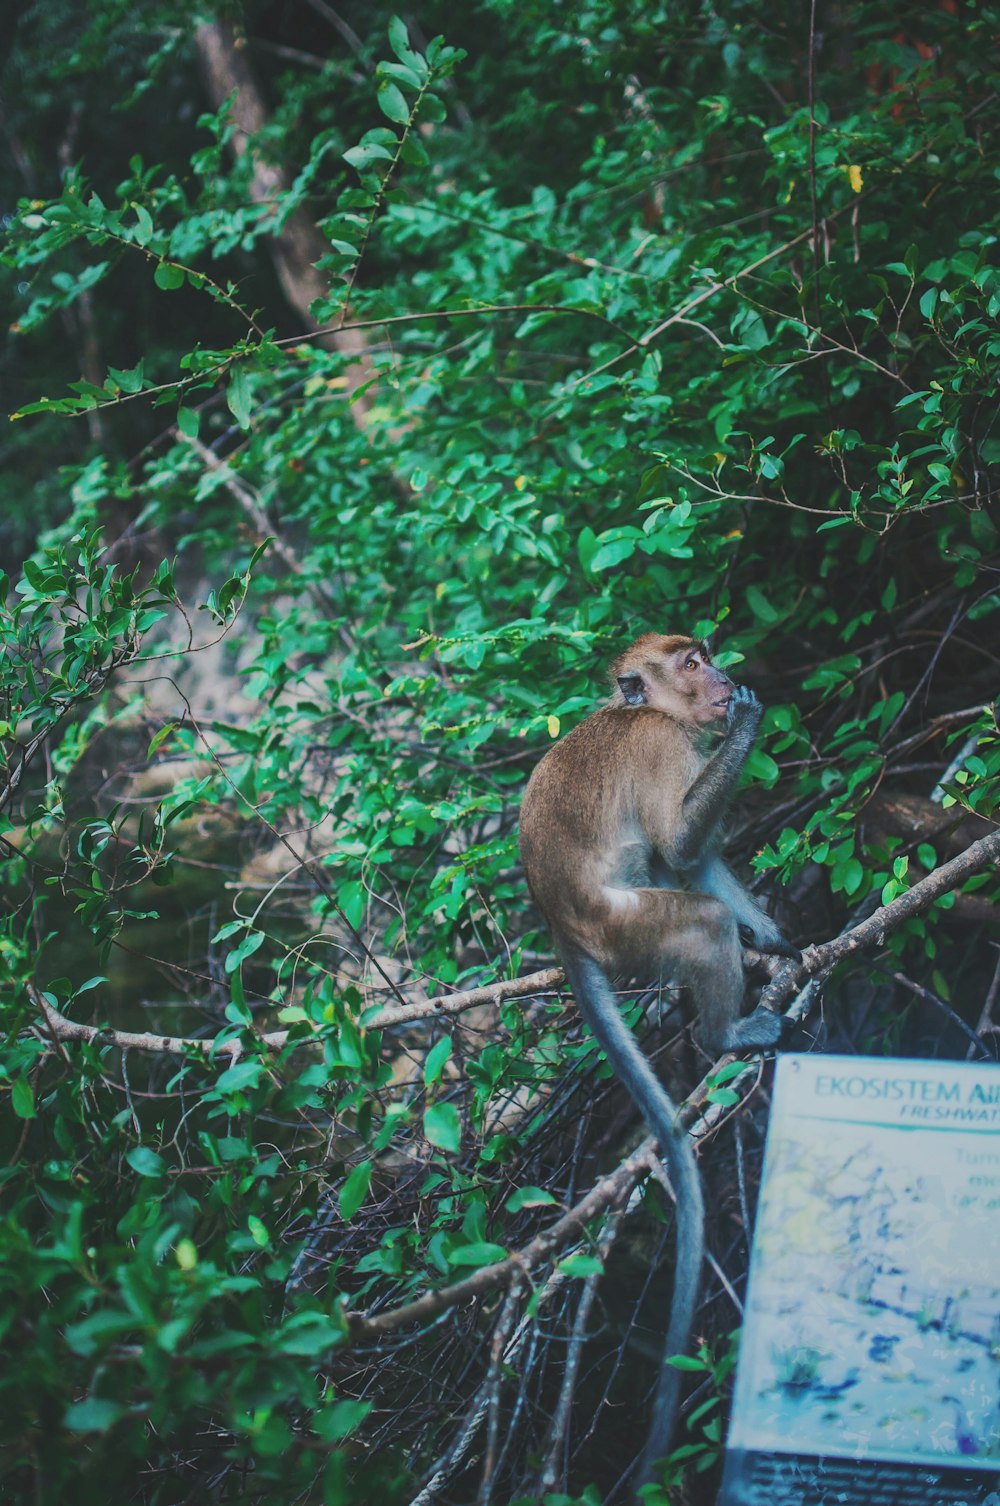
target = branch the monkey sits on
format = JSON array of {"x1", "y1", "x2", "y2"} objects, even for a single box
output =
[{"x1": 518, "y1": 632, "x2": 798, "y2": 1488}]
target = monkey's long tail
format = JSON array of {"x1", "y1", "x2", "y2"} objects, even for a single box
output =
[{"x1": 560, "y1": 950, "x2": 705, "y2": 1493}]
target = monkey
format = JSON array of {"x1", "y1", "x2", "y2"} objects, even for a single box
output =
[{"x1": 518, "y1": 632, "x2": 798, "y2": 1488}]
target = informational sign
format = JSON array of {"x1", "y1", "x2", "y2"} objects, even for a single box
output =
[{"x1": 719, "y1": 1054, "x2": 1000, "y2": 1506}]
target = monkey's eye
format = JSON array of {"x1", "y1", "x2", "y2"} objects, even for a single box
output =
[{"x1": 684, "y1": 658, "x2": 698, "y2": 671}]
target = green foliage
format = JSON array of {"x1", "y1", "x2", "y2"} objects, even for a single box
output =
[
  {"x1": 640, "y1": 1335, "x2": 741, "y2": 1500},
  {"x1": 1, "y1": 1, "x2": 999, "y2": 1501}
]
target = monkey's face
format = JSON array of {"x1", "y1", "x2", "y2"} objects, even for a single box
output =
[
  {"x1": 612, "y1": 635, "x2": 734, "y2": 726},
  {"x1": 677, "y1": 643, "x2": 735, "y2": 727}
]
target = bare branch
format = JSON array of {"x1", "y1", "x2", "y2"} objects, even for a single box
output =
[{"x1": 29, "y1": 968, "x2": 566, "y2": 1059}]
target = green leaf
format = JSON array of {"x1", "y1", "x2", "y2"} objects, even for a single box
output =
[
  {"x1": 423, "y1": 1101, "x2": 461, "y2": 1153},
  {"x1": 154, "y1": 261, "x2": 185, "y2": 291},
  {"x1": 107, "y1": 361, "x2": 144, "y2": 394},
  {"x1": 577, "y1": 525, "x2": 598, "y2": 571},
  {"x1": 343, "y1": 143, "x2": 395, "y2": 172},
  {"x1": 666, "y1": 1353, "x2": 709, "y2": 1372},
  {"x1": 388, "y1": 16, "x2": 423, "y2": 71},
  {"x1": 224, "y1": 928, "x2": 265, "y2": 973},
  {"x1": 707, "y1": 1061, "x2": 747, "y2": 1086},
  {"x1": 64, "y1": 1397, "x2": 126, "y2": 1433},
  {"x1": 706, "y1": 1086, "x2": 740, "y2": 1106},
  {"x1": 126, "y1": 1145, "x2": 165, "y2": 1177},
  {"x1": 132, "y1": 204, "x2": 154, "y2": 244},
  {"x1": 399, "y1": 134, "x2": 430, "y2": 167},
  {"x1": 557, "y1": 1252, "x2": 604, "y2": 1277},
  {"x1": 214, "y1": 1060, "x2": 264, "y2": 1094},
  {"x1": 176, "y1": 1239, "x2": 198, "y2": 1270},
  {"x1": 505, "y1": 1185, "x2": 559, "y2": 1213},
  {"x1": 379, "y1": 61, "x2": 423, "y2": 90},
  {"x1": 745, "y1": 749, "x2": 780, "y2": 785},
  {"x1": 11, "y1": 1077, "x2": 36, "y2": 1119},
  {"x1": 377, "y1": 81, "x2": 411, "y2": 124},
  {"x1": 313, "y1": 1397, "x2": 373, "y2": 1443},
  {"x1": 248, "y1": 1214, "x2": 269, "y2": 1247},
  {"x1": 424, "y1": 1034, "x2": 452, "y2": 1086},
  {"x1": 591, "y1": 537, "x2": 638, "y2": 571},
  {"x1": 226, "y1": 365, "x2": 252, "y2": 430},
  {"x1": 447, "y1": 1240, "x2": 507, "y2": 1267},
  {"x1": 273, "y1": 1313, "x2": 345, "y2": 1357},
  {"x1": 277, "y1": 1004, "x2": 309, "y2": 1023},
  {"x1": 147, "y1": 721, "x2": 178, "y2": 758},
  {"x1": 419, "y1": 92, "x2": 447, "y2": 123},
  {"x1": 745, "y1": 584, "x2": 781, "y2": 624},
  {"x1": 338, "y1": 1159, "x2": 372, "y2": 1222}
]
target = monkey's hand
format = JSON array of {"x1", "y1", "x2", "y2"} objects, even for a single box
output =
[
  {"x1": 737, "y1": 919, "x2": 802, "y2": 962},
  {"x1": 725, "y1": 684, "x2": 763, "y2": 732}
]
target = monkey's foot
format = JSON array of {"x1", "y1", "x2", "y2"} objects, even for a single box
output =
[{"x1": 721, "y1": 1004, "x2": 787, "y2": 1052}]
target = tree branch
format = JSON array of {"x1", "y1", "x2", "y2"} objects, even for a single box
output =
[
  {"x1": 758, "y1": 822, "x2": 1000, "y2": 1014},
  {"x1": 345, "y1": 1141, "x2": 650, "y2": 1344},
  {"x1": 30, "y1": 968, "x2": 565, "y2": 1059}
]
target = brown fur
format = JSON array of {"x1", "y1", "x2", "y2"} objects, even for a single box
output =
[{"x1": 520, "y1": 634, "x2": 793, "y2": 1050}]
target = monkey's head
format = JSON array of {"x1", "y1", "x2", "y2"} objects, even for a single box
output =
[{"x1": 610, "y1": 633, "x2": 734, "y2": 727}]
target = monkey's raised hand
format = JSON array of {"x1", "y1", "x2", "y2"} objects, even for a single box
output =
[
  {"x1": 677, "y1": 683, "x2": 763, "y2": 860},
  {"x1": 725, "y1": 683, "x2": 763, "y2": 731}
]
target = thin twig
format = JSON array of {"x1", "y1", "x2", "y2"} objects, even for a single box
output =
[
  {"x1": 179, "y1": 433, "x2": 339, "y2": 617},
  {"x1": 407, "y1": 1273, "x2": 563, "y2": 1506},
  {"x1": 536, "y1": 1209, "x2": 623, "y2": 1494},
  {"x1": 302, "y1": 0, "x2": 366, "y2": 59},
  {"x1": 967, "y1": 949, "x2": 1000, "y2": 1061},
  {"x1": 885, "y1": 968, "x2": 992, "y2": 1058},
  {"x1": 477, "y1": 1280, "x2": 527, "y2": 1506},
  {"x1": 806, "y1": 0, "x2": 823, "y2": 328}
]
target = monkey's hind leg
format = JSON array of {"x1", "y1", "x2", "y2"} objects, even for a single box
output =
[
  {"x1": 605, "y1": 889, "x2": 787, "y2": 1055},
  {"x1": 671, "y1": 894, "x2": 787, "y2": 1053}
]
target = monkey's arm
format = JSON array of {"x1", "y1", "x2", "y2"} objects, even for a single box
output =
[
  {"x1": 694, "y1": 856, "x2": 799, "y2": 957},
  {"x1": 672, "y1": 686, "x2": 761, "y2": 868}
]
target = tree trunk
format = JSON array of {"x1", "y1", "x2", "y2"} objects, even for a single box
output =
[{"x1": 194, "y1": 16, "x2": 375, "y2": 421}]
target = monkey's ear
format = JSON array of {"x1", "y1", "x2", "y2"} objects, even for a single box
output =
[{"x1": 616, "y1": 673, "x2": 646, "y2": 706}]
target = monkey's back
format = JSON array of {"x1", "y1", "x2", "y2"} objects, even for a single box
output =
[{"x1": 519, "y1": 705, "x2": 703, "y2": 951}]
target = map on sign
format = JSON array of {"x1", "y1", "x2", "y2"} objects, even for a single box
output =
[{"x1": 719, "y1": 1053, "x2": 1000, "y2": 1506}]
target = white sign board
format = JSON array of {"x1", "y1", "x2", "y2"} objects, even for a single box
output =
[{"x1": 720, "y1": 1054, "x2": 1000, "y2": 1506}]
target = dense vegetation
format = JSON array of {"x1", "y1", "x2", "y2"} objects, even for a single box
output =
[{"x1": 1, "y1": 2, "x2": 998, "y2": 1501}]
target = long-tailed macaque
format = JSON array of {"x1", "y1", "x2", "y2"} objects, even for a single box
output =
[{"x1": 518, "y1": 632, "x2": 797, "y2": 1486}]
